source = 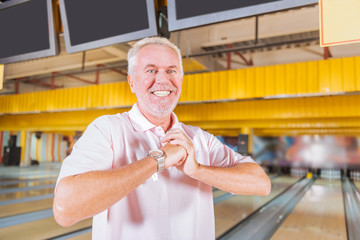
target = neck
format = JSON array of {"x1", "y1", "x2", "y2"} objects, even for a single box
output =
[{"x1": 138, "y1": 105, "x2": 173, "y2": 132}]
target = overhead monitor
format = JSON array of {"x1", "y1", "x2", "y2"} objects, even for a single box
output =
[
  {"x1": 168, "y1": 0, "x2": 318, "y2": 31},
  {"x1": 0, "y1": 0, "x2": 59, "y2": 64},
  {"x1": 59, "y1": 0, "x2": 158, "y2": 53}
]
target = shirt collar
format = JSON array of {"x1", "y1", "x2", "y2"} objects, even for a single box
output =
[{"x1": 128, "y1": 103, "x2": 180, "y2": 132}]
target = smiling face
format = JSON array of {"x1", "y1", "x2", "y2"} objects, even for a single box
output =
[{"x1": 128, "y1": 44, "x2": 183, "y2": 119}]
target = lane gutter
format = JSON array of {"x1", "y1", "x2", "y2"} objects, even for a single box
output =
[
  {"x1": 342, "y1": 178, "x2": 360, "y2": 240},
  {"x1": 217, "y1": 176, "x2": 315, "y2": 240}
]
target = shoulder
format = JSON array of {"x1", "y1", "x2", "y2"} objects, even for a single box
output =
[{"x1": 92, "y1": 112, "x2": 130, "y2": 127}]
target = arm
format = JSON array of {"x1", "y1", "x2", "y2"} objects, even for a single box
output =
[
  {"x1": 53, "y1": 143, "x2": 185, "y2": 227},
  {"x1": 162, "y1": 129, "x2": 271, "y2": 196}
]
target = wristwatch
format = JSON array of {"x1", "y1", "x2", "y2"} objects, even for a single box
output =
[{"x1": 148, "y1": 149, "x2": 165, "y2": 172}]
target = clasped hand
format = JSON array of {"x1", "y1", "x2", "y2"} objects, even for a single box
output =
[{"x1": 160, "y1": 128, "x2": 200, "y2": 176}]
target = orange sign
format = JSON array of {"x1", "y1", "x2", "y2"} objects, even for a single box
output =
[{"x1": 320, "y1": 0, "x2": 360, "y2": 46}]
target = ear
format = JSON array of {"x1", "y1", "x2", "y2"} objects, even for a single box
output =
[{"x1": 128, "y1": 75, "x2": 136, "y2": 93}]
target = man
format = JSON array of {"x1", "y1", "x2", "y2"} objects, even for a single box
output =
[{"x1": 53, "y1": 37, "x2": 271, "y2": 239}]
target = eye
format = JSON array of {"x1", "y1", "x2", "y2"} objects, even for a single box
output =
[
  {"x1": 147, "y1": 69, "x2": 156, "y2": 74},
  {"x1": 168, "y1": 69, "x2": 176, "y2": 74}
]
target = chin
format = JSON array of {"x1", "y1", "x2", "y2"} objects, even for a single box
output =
[
  {"x1": 136, "y1": 92, "x2": 179, "y2": 118},
  {"x1": 148, "y1": 105, "x2": 175, "y2": 118}
]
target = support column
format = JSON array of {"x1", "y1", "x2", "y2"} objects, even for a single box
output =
[
  {"x1": 19, "y1": 131, "x2": 31, "y2": 166},
  {"x1": 240, "y1": 127, "x2": 253, "y2": 156}
]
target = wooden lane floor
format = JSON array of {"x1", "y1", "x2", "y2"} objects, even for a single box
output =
[
  {"x1": 0, "y1": 163, "x2": 61, "y2": 180},
  {"x1": 271, "y1": 178, "x2": 346, "y2": 240},
  {"x1": 354, "y1": 180, "x2": 360, "y2": 190},
  {"x1": 0, "y1": 198, "x2": 53, "y2": 218},
  {"x1": 0, "y1": 163, "x2": 92, "y2": 239},
  {"x1": 0, "y1": 216, "x2": 92, "y2": 240},
  {"x1": 214, "y1": 176, "x2": 300, "y2": 238}
]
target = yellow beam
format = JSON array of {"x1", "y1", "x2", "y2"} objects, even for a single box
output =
[{"x1": 1, "y1": 95, "x2": 360, "y2": 133}]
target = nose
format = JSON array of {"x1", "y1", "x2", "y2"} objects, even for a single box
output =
[{"x1": 155, "y1": 70, "x2": 170, "y2": 84}]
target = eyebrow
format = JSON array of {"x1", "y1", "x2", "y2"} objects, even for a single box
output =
[{"x1": 144, "y1": 64, "x2": 178, "y2": 70}]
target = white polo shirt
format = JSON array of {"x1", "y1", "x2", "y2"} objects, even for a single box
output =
[{"x1": 56, "y1": 104, "x2": 254, "y2": 240}]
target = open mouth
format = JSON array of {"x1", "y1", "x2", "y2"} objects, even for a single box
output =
[{"x1": 152, "y1": 90, "x2": 171, "y2": 97}]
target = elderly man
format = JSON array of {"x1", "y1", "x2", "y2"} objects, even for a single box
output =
[{"x1": 53, "y1": 37, "x2": 270, "y2": 240}]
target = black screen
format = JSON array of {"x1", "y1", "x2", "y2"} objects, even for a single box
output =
[
  {"x1": 63, "y1": 0, "x2": 149, "y2": 46},
  {"x1": 176, "y1": 0, "x2": 281, "y2": 20},
  {"x1": 0, "y1": 0, "x2": 50, "y2": 58}
]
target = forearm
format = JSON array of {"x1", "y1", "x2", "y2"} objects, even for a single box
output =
[
  {"x1": 53, "y1": 156, "x2": 157, "y2": 227},
  {"x1": 191, "y1": 162, "x2": 271, "y2": 196}
]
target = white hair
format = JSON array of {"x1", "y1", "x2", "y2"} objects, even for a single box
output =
[{"x1": 127, "y1": 37, "x2": 183, "y2": 77}]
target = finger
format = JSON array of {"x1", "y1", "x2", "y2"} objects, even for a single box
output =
[
  {"x1": 168, "y1": 139, "x2": 193, "y2": 157},
  {"x1": 162, "y1": 130, "x2": 189, "y2": 143}
]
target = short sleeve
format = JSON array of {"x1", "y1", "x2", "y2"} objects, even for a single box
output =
[
  {"x1": 56, "y1": 116, "x2": 115, "y2": 186},
  {"x1": 204, "y1": 131, "x2": 254, "y2": 167}
]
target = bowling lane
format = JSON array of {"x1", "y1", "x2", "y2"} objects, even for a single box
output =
[
  {"x1": 214, "y1": 176, "x2": 300, "y2": 238},
  {"x1": 354, "y1": 180, "x2": 360, "y2": 190},
  {"x1": 0, "y1": 198, "x2": 53, "y2": 218},
  {"x1": 0, "y1": 179, "x2": 57, "y2": 189},
  {"x1": 271, "y1": 178, "x2": 346, "y2": 240},
  {"x1": 0, "y1": 187, "x2": 54, "y2": 201},
  {"x1": 0, "y1": 217, "x2": 92, "y2": 240},
  {"x1": 66, "y1": 231, "x2": 92, "y2": 240}
]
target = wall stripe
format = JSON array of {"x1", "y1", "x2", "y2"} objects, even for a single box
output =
[
  {"x1": 15, "y1": 131, "x2": 20, "y2": 147},
  {"x1": 51, "y1": 134, "x2": 55, "y2": 162},
  {"x1": 30, "y1": 133, "x2": 36, "y2": 161},
  {"x1": 57, "y1": 135, "x2": 62, "y2": 162},
  {"x1": 19, "y1": 131, "x2": 26, "y2": 164},
  {"x1": 53, "y1": 134, "x2": 58, "y2": 162},
  {"x1": 35, "y1": 137, "x2": 41, "y2": 162},
  {"x1": 0, "y1": 132, "x2": 3, "y2": 163},
  {"x1": 45, "y1": 134, "x2": 52, "y2": 162},
  {"x1": 41, "y1": 134, "x2": 46, "y2": 162},
  {"x1": 28, "y1": 133, "x2": 67, "y2": 163}
]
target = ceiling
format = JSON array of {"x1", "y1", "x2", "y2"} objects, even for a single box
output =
[{"x1": 2, "y1": 4, "x2": 360, "y2": 95}]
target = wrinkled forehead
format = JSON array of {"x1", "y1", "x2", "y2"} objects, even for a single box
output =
[{"x1": 137, "y1": 45, "x2": 181, "y2": 69}]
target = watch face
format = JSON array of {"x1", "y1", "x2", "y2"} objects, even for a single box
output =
[{"x1": 149, "y1": 150, "x2": 164, "y2": 158}]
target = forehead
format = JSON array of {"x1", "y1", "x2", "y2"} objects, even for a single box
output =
[{"x1": 137, "y1": 44, "x2": 180, "y2": 68}]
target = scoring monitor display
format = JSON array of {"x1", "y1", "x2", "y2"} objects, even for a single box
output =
[
  {"x1": 168, "y1": 0, "x2": 318, "y2": 31},
  {"x1": 0, "y1": 0, "x2": 58, "y2": 64},
  {"x1": 59, "y1": 0, "x2": 158, "y2": 53}
]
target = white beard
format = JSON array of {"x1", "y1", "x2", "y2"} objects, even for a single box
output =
[{"x1": 135, "y1": 90, "x2": 179, "y2": 118}]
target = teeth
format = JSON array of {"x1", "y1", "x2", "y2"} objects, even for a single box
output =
[{"x1": 153, "y1": 91, "x2": 170, "y2": 97}]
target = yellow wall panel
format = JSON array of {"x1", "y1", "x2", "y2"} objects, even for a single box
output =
[
  {"x1": 307, "y1": 61, "x2": 319, "y2": 93},
  {"x1": 202, "y1": 72, "x2": 212, "y2": 101},
  {"x1": 245, "y1": 68, "x2": 255, "y2": 98},
  {"x1": 227, "y1": 70, "x2": 237, "y2": 99},
  {"x1": 342, "y1": 57, "x2": 356, "y2": 91},
  {"x1": 219, "y1": 71, "x2": 228, "y2": 100},
  {"x1": 296, "y1": 62, "x2": 307, "y2": 94},
  {"x1": 319, "y1": 60, "x2": 330, "y2": 93},
  {"x1": 235, "y1": 69, "x2": 246, "y2": 99},
  {"x1": 355, "y1": 56, "x2": 360, "y2": 90},
  {"x1": 275, "y1": 65, "x2": 285, "y2": 95},
  {"x1": 255, "y1": 67, "x2": 265, "y2": 97},
  {"x1": 180, "y1": 75, "x2": 189, "y2": 102},
  {"x1": 190, "y1": 74, "x2": 198, "y2": 101},
  {"x1": 1, "y1": 56, "x2": 360, "y2": 115},
  {"x1": 264, "y1": 66, "x2": 275, "y2": 96},
  {"x1": 210, "y1": 72, "x2": 219, "y2": 100},
  {"x1": 329, "y1": 58, "x2": 343, "y2": 92},
  {"x1": 285, "y1": 63, "x2": 296, "y2": 94}
]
